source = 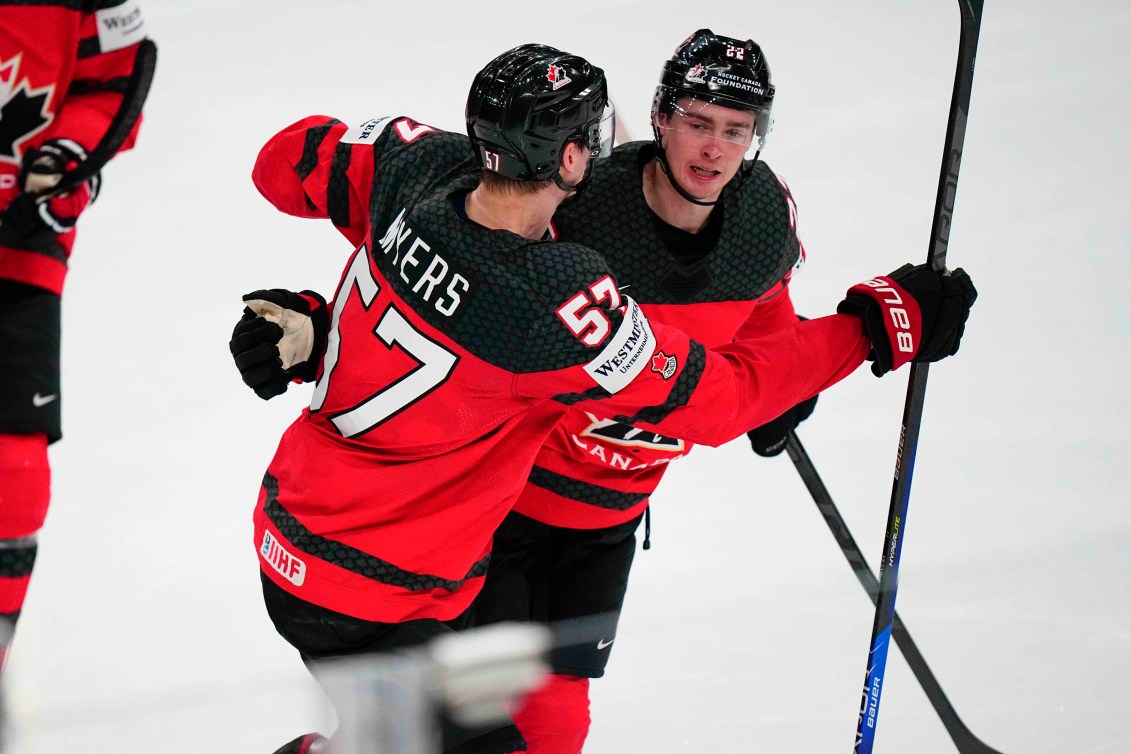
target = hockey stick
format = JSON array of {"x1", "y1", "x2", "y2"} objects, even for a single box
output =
[
  {"x1": 853, "y1": 2, "x2": 984, "y2": 752},
  {"x1": 52, "y1": 38, "x2": 158, "y2": 195},
  {"x1": 785, "y1": 431, "x2": 1002, "y2": 753},
  {"x1": 0, "y1": 37, "x2": 157, "y2": 223}
]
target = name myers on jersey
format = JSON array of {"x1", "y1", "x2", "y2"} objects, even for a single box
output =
[
  {"x1": 377, "y1": 207, "x2": 472, "y2": 317},
  {"x1": 584, "y1": 299, "x2": 655, "y2": 393}
]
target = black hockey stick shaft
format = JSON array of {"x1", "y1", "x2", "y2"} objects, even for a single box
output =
[
  {"x1": 785, "y1": 432, "x2": 1002, "y2": 753},
  {"x1": 52, "y1": 38, "x2": 158, "y2": 195},
  {"x1": 853, "y1": 2, "x2": 984, "y2": 752},
  {"x1": 0, "y1": 39, "x2": 156, "y2": 232}
]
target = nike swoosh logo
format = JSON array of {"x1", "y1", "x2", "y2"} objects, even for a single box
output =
[
  {"x1": 32, "y1": 393, "x2": 58, "y2": 407},
  {"x1": 597, "y1": 638, "x2": 614, "y2": 650}
]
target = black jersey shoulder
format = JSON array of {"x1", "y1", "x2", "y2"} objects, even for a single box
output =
[
  {"x1": 553, "y1": 141, "x2": 801, "y2": 304},
  {"x1": 365, "y1": 130, "x2": 619, "y2": 373}
]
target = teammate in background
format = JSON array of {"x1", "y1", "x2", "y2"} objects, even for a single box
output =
[
  {"x1": 468, "y1": 30, "x2": 829, "y2": 752},
  {"x1": 468, "y1": 26, "x2": 963, "y2": 750},
  {"x1": 0, "y1": 0, "x2": 150, "y2": 672},
  {"x1": 228, "y1": 42, "x2": 975, "y2": 754}
]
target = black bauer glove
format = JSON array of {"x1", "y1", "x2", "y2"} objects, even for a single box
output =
[
  {"x1": 748, "y1": 393, "x2": 818, "y2": 457},
  {"x1": 837, "y1": 263, "x2": 977, "y2": 377},
  {"x1": 0, "y1": 139, "x2": 100, "y2": 239},
  {"x1": 229, "y1": 289, "x2": 329, "y2": 400}
]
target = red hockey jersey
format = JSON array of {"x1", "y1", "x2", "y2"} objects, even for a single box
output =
[
  {"x1": 249, "y1": 115, "x2": 869, "y2": 623},
  {"x1": 0, "y1": 0, "x2": 147, "y2": 294},
  {"x1": 513, "y1": 142, "x2": 806, "y2": 529}
]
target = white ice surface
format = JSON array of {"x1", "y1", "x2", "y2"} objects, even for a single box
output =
[{"x1": 5, "y1": 1, "x2": 1130, "y2": 752}]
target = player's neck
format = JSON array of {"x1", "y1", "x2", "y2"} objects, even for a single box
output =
[
  {"x1": 464, "y1": 186, "x2": 561, "y2": 241},
  {"x1": 642, "y1": 160, "x2": 714, "y2": 234}
]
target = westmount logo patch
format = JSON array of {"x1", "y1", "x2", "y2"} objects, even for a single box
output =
[
  {"x1": 584, "y1": 298, "x2": 655, "y2": 394},
  {"x1": 261, "y1": 530, "x2": 306, "y2": 586}
]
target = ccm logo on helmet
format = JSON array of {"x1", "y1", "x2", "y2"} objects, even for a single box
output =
[{"x1": 860, "y1": 278, "x2": 915, "y2": 354}]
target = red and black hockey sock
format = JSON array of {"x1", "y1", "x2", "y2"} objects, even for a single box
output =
[
  {"x1": 0, "y1": 433, "x2": 51, "y2": 670},
  {"x1": 0, "y1": 538, "x2": 37, "y2": 670},
  {"x1": 512, "y1": 673, "x2": 590, "y2": 754}
]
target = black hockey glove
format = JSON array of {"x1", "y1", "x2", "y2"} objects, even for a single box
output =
[
  {"x1": 747, "y1": 393, "x2": 818, "y2": 457},
  {"x1": 0, "y1": 139, "x2": 100, "y2": 239},
  {"x1": 229, "y1": 289, "x2": 329, "y2": 400},
  {"x1": 837, "y1": 263, "x2": 977, "y2": 377}
]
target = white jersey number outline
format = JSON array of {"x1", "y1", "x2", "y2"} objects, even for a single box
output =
[{"x1": 312, "y1": 245, "x2": 458, "y2": 437}]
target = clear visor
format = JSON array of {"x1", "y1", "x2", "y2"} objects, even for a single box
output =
[
  {"x1": 653, "y1": 92, "x2": 771, "y2": 156},
  {"x1": 585, "y1": 103, "x2": 616, "y2": 159}
]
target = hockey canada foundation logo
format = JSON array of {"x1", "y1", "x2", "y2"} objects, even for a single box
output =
[
  {"x1": 650, "y1": 351, "x2": 677, "y2": 379},
  {"x1": 261, "y1": 530, "x2": 307, "y2": 586},
  {"x1": 547, "y1": 64, "x2": 572, "y2": 91},
  {"x1": 684, "y1": 64, "x2": 707, "y2": 85}
]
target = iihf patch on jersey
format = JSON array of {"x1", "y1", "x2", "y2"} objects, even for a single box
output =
[
  {"x1": 650, "y1": 351, "x2": 677, "y2": 379},
  {"x1": 261, "y1": 530, "x2": 306, "y2": 586},
  {"x1": 341, "y1": 116, "x2": 393, "y2": 145},
  {"x1": 584, "y1": 298, "x2": 655, "y2": 394}
]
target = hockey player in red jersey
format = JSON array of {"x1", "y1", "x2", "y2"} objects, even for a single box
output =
[
  {"x1": 467, "y1": 29, "x2": 963, "y2": 753},
  {"x1": 229, "y1": 42, "x2": 975, "y2": 754},
  {"x1": 0, "y1": 0, "x2": 149, "y2": 672}
]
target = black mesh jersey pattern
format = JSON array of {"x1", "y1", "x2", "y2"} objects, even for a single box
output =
[
  {"x1": 553, "y1": 142, "x2": 801, "y2": 304},
  {"x1": 362, "y1": 128, "x2": 620, "y2": 374}
]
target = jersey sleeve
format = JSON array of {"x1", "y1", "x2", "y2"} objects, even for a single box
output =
[
  {"x1": 44, "y1": 1, "x2": 149, "y2": 157},
  {"x1": 602, "y1": 313, "x2": 866, "y2": 447},
  {"x1": 515, "y1": 268, "x2": 869, "y2": 449},
  {"x1": 732, "y1": 279, "x2": 800, "y2": 341},
  {"x1": 252, "y1": 116, "x2": 388, "y2": 248}
]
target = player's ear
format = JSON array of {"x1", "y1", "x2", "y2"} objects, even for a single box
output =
[{"x1": 559, "y1": 141, "x2": 588, "y2": 183}]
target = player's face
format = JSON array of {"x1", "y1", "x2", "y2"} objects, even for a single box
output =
[{"x1": 657, "y1": 99, "x2": 756, "y2": 201}]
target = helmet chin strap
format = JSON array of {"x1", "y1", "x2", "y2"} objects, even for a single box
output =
[
  {"x1": 551, "y1": 150, "x2": 596, "y2": 194},
  {"x1": 552, "y1": 172, "x2": 585, "y2": 194},
  {"x1": 656, "y1": 148, "x2": 719, "y2": 207}
]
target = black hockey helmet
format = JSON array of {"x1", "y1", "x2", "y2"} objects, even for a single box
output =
[
  {"x1": 466, "y1": 44, "x2": 614, "y2": 188},
  {"x1": 652, "y1": 29, "x2": 775, "y2": 153}
]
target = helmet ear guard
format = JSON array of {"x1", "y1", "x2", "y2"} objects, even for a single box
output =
[{"x1": 466, "y1": 44, "x2": 611, "y2": 187}]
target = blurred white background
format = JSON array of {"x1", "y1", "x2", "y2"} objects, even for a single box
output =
[{"x1": 5, "y1": 1, "x2": 1130, "y2": 751}]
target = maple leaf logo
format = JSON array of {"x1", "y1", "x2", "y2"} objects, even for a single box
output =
[
  {"x1": 0, "y1": 55, "x2": 54, "y2": 165},
  {"x1": 650, "y1": 351, "x2": 677, "y2": 379},
  {"x1": 547, "y1": 64, "x2": 572, "y2": 91}
]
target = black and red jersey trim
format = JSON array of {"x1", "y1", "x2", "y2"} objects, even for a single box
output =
[
  {"x1": 262, "y1": 473, "x2": 491, "y2": 592},
  {"x1": 296, "y1": 120, "x2": 339, "y2": 179},
  {"x1": 528, "y1": 467, "x2": 649, "y2": 511},
  {"x1": 327, "y1": 141, "x2": 352, "y2": 229},
  {"x1": 614, "y1": 340, "x2": 705, "y2": 426}
]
